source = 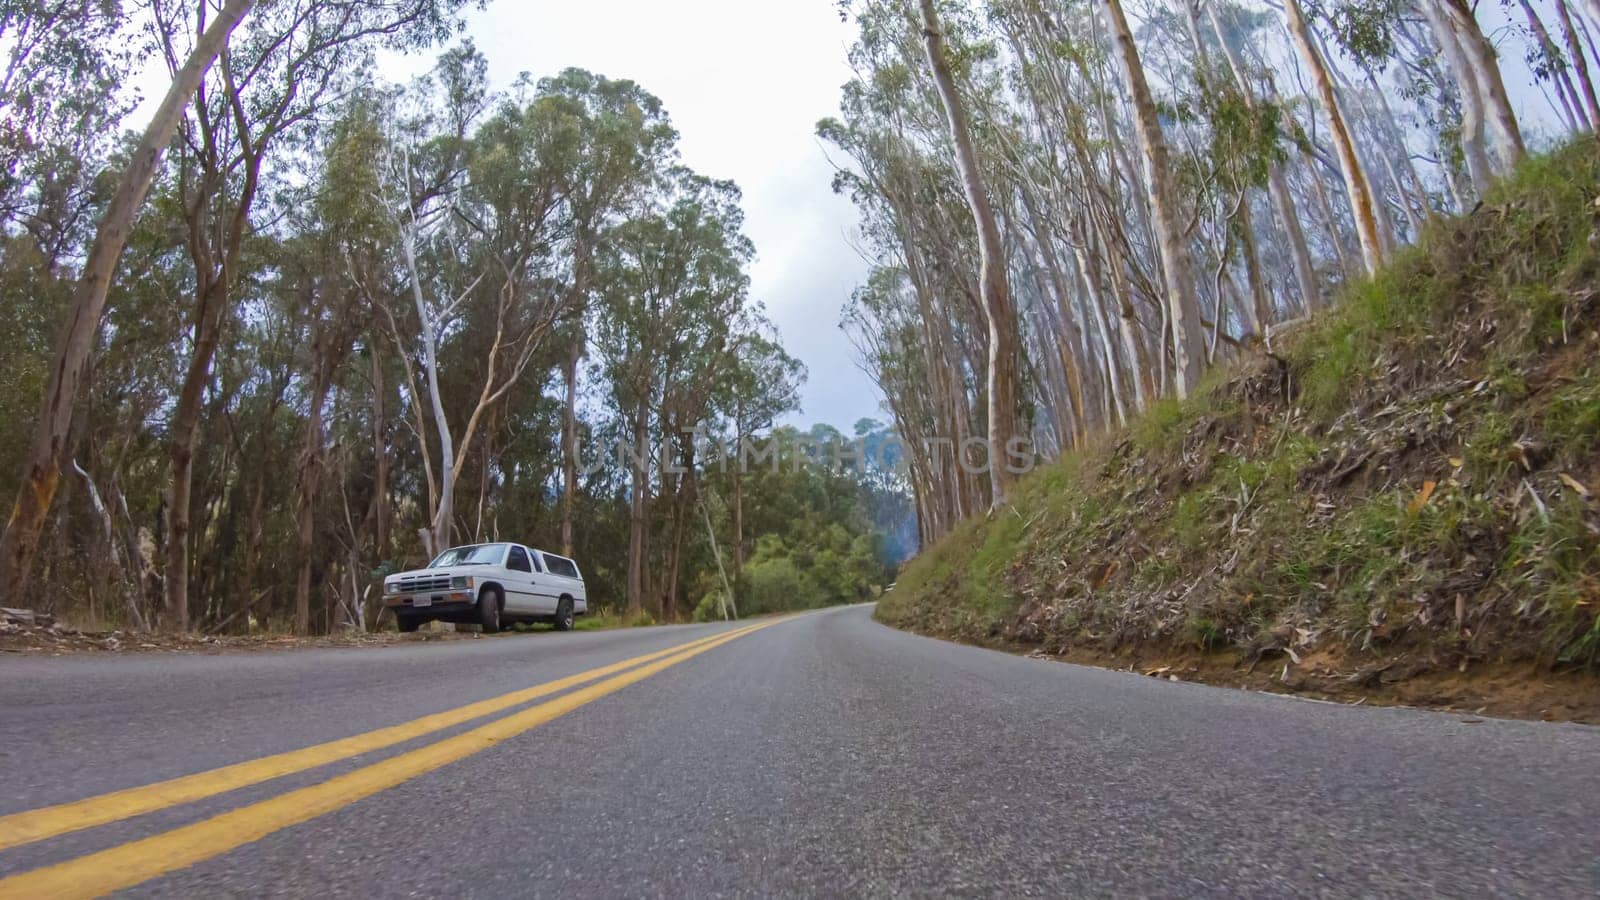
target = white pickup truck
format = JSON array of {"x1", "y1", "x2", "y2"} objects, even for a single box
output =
[{"x1": 382, "y1": 542, "x2": 588, "y2": 634}]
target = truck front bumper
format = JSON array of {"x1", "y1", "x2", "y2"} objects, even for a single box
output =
[{"x1": 383, "y1": 591, "x2": 476, "y2": 612}]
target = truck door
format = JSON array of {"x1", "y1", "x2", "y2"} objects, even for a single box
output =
[{"x1": 504, "y1": 545, "x2": 543, "y2": 614}]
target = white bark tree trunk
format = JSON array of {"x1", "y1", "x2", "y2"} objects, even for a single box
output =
[
  {"x1": 1284, "y1": 0, "x2": 1387, "y2": 275},
  {"x1": 1100, "y1": 0, "x2": 1206, "y2": 397},
  {"x1": 1419, "y1": 0, "x2": 1495, "y2": 194},
  {"x1": 403, "y1": 225, "x2": 457, "y2": 558},
  {"x1": 918, "y1": 0, "x2": 1023, "y2": 507},
  {"x1": 1439, "y1": 0, "x2": 1525, "y2": 172}
]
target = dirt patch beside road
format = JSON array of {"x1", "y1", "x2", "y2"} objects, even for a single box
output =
[{"x1": 0, "y1": 608, "x2": 485, "y2": 655}]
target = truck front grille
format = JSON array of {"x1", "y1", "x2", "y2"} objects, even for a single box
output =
[{"x1": 398, "y1": 575, "x2": 451, "y2": 594}]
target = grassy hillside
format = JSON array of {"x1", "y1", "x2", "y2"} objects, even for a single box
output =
[{"x1": 880, "y1": 143, "x2": 1600, "y2": 711}]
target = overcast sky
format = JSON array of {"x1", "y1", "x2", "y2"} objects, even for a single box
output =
[{"x1": 379, "y1": 0, "x2": 882, "y2": 430}]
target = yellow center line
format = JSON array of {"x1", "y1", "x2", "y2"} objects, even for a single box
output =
[
  {"x1": 0, "y1": 624, "x2": 757, "y2": 852},
  {"x1": 0, "y1": 618, "x2": 779, "y2": 899}
]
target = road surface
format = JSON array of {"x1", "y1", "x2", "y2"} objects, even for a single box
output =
[{"x1": 1, "y1": 604, "x2": 1597, "y2": 897}]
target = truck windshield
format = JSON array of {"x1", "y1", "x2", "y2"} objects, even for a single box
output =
[{"x1": 428, "y1": 544, "x2": 506, "y2": 568}]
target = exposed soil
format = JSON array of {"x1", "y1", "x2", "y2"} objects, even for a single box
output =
[
  {"x1": 898, "y1": 622, "x2": 1600, "y2": 725},
  {"x1": 0, "y1": 612, "x2": 489, "y2": 656}
]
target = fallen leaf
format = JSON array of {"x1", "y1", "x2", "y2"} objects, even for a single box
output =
[
  {"x1": 1449, "y1": 457, "x2": 1464, "y2": 469},
  {"x1": 1409, "y1": 480, "x2": 1438, "y2": 514},
  {"x1": 1559, "y1": 473, "x2": 1592, "y2": 498}
]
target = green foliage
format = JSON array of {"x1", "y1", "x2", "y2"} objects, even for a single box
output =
[
  {"x1": 743, "y1": 553, "x2": 822, "y2": 616},
  {"x1": 720, "y1": 489, "x2": 889, "y2": 619},
  {"x1": 0, "y1": 21, "x2": 902, "y2": 636},
  {"x1": 1323, "y1": 0, "x2": 1404, "y2": 66}
]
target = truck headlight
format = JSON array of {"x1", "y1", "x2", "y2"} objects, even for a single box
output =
[
  {"x1": 451, "y1": 576, "x2": 473, "y2": 589},
  {"x1": 384, "y1": 580, "x2": 400, "y2": 595}
]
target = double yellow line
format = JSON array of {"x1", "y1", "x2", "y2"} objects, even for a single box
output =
[{"x1": 0, "y1": 620, "x2": 774, "y2": 898}]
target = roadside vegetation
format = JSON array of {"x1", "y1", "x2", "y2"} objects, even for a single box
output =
[
  {"x1": 0, "y1": 5, "x2": 908, "y2": 635},
  {"x1": 880, "y1": 143, "x2": 1600, "y2": 709}
]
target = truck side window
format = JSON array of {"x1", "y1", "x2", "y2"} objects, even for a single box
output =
[{"x1": 507, "y1": 546, "x2": 532, "y2": 573}]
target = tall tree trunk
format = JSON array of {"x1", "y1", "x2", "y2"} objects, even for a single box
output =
[
  {"x1": 165, "y1": 60, "x2": 268, "y2": 633},
  {"x1": 292, "y1": 366, "x2": 339, "y2": 634},
  {"x1": 1071, "y1": 240, "x2": 1131, "y2": 424},
  {"x1": 918, "y1": 0, "x2": 1022, "y2": 507},
  {"x1": 73, "y1": 460, "x2": 139, "y2": 628},
  {"x1": 1554, "y1": 0, "x2": 1600, "y2": 131},
  {"x1": 1018, "y1": 188, "x2": 1089, "y2": 441},
  {"x1": 0, "y1": 0, "x2": 254, "y2": 604},
  {"x1": 1191, "y1": 0, "x2": 1282, "y2": 324},
  {"x1": 559, "y1": 337, "x2": 581, "y2": 557},
  {"x1": 108, "y1": 476, "x2": 154, "y2": 630},
  {"x1": 625, "y1": 401, "x2": 649, "y2": 617},
  {"x1": 403, "y1": 225, "x2": 455, "y2": 559},
  {"x1": 1518, "y1": 0, "x2": 1589, "y2": 131},
  {"x1": 732, "y1": 399, "x2": 746, "y2": 579},
  {"x1": 1418, "y1": 0, "x2": 1494, "y2": 194},
  {"x1": 1236, "y1": 201, "x2": 1272, "y2": 334},
  {"x1": 1439, "y1": 0, "x2": 1526, "y2": 172},
  {"x1": 1266, "y1": 163, "x2": 1319, "y2": 309},
  {"x1": 1100, "y1": 0, "x2": 1206, "y2": 397},
  {"x1": 699, "y1": 497, "x2": 735, "y2": 620},
  {"x1": 1087, "y1": 229, "x2": 1153, "y2": 412},
  {"x1": 1284, "y1": 0, "x2": 1386, "y2": 275},
  {"x1": 368, "y1": 342, "x2": 389, "y2": 561},
  {"x1": 163, "y1": 285, "x2": 226, "y2": 632},
  {"x1": 663, "y1": 441, "x2": 695, "y2": 623}
]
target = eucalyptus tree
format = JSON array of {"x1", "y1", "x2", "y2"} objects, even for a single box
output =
[
  {"x1": 915, "y1": 0, "x2": 1025, "y2": 505},
  {"x1": 533, "y1": 69, "x2": 680, "y2": 558},
  {"x1": 721, "y1": 329, "x2": 804, "y2": 579},
  {"x1": 819, "y1": 2, "x2": 1000, "y2": 527},
  {"x1": 1433, "y1": 0, "x2": 1524, "y2": 170},
  {"x1": 1100, "y1": 0, "x2": 1206, "y2": 394},
  {"x1": 376, "y1": 44, "x2": 575, "y2": 561},
  {"x1": 283, "y1": 96, "x2": 387, "y2": 633},
  {"x1": 1282, "y1": 0, "x2": 1386, "y2": 275},
  {"x1": 0, "y1": 0, "x2": 135, "y2": 267},
  {"x1": 826, "y1": 0, "x2": 1588, "y2": 545},
  {"x1": 0, "y1": 0, "x2": 254, "y2": 609},
  {"x1": 593, "y1": 172, "x2": 755, "y2": 618},
  {"x1": 1206, "y1": 0, "x2": 1320, "y2": 309},
  {"x1": 152, "y1": 0, "x2": 473, "y2": 630}
]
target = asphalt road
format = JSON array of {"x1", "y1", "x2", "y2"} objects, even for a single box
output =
[{"x1": 1, "y1": 603, "x2": 1597, "y2": 898}]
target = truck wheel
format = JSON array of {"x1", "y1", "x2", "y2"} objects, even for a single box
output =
[
  {"x1": 396, "y1": 613, "x2": 421, "y2": 633},
  {"x1": 554, "y1": 596, "x2": 575, "y2": 632},
  {"x1": 477, "y1": 586, "x2": 502, "y2": 634}
]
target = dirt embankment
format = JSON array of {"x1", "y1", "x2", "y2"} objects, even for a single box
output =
[{"x1": 880, "y1": 144, "x2": 1600, "y2": 724}]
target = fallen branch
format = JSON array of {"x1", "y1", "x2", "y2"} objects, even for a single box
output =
[{"x1": 207, "y1": 588, "x2": 271, "y2": 635}]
